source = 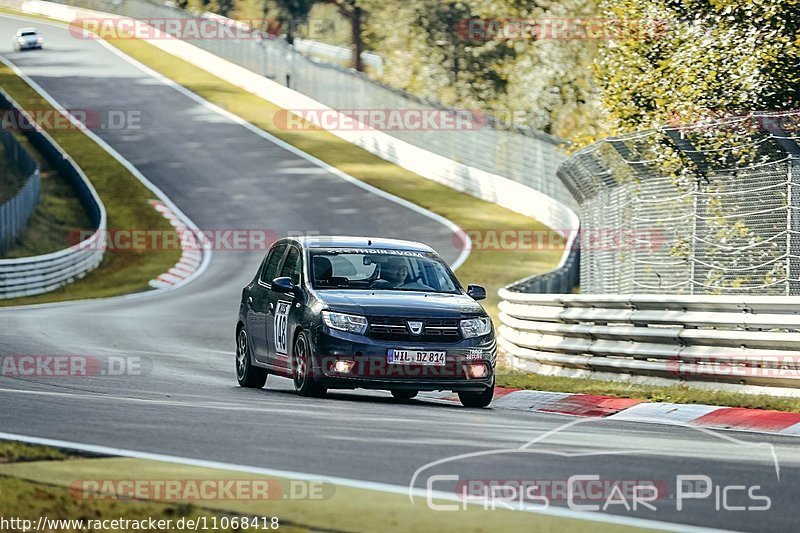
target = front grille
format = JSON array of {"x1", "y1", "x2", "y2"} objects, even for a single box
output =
[{"x1": 367, "y1": 316, "x2": 462, "y2": 342}]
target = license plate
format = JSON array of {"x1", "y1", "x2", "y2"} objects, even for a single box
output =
[{"x1": 388, "y1": 349, "x2": 446, "y2": 366}]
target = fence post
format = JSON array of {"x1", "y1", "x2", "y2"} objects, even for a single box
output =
[{"x1": 763, "y1": 121, "x2": 800, "y2": 295}]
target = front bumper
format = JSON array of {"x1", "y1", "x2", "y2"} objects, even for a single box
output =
[{"x1": 309, "y1": 326, "x2": 496, "y2": 392}]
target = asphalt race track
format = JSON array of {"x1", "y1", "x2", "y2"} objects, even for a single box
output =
[{"x1": 0, "y1": 15, "x2": 798, "y2": 532}]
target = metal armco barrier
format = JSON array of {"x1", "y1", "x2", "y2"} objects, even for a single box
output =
[
  {"x1": 0, "y1": 90, "x2": 106, "y2": 299},
  {"x1": 0, "y1": 126, "x2": 40, "y2": 255},
  {"x1": 497, "y1": 292, "x2": 800, "y2": 389}
]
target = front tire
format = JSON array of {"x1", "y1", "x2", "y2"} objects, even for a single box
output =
[
  {"x1": 458, "y1": 385, "x2": 494, "y2": 408},
  {"x1": 292, "y1": 331, "x2": 326, "y2": 397},
  {"x1": 236, "y1": 327, "x2": 268, "y2": 388}
]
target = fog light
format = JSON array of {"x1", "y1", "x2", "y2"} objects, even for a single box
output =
[
  {"x1": 332, "y1": 360, "x2": 355, "y2": 373},
  {"x1": 467, "y1": 363, "x2": 488, "y2": 379}
]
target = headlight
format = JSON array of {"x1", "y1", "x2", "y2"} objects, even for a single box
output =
[
  {"x1": 322, "y1": 311, "x2": 368, "y2": 335},
  {"x1": 17, "y1": 37, "x2": 25, "y2": 44},
  {"x1": 37, "y1": 37, "x2": 43, "y2": 43},
  {"x1": 460, "y1": 317, "x2": 492, "y2": 338}
]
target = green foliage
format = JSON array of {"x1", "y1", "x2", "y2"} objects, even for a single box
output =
[
  {"x1": 180, "y1": 0, "x2": 800, "y2": 143},
  {"x1": 363, "y1": 0, "x2": 606, "y2": 141},
  {"x1": 595, "y1": 0, "x2": 800, "y2": 133}
]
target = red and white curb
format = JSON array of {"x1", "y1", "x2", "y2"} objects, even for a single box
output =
[
  {"x1": 421, "y1": 388, "x2": 800, "y2": 436},
  {"x1": 148, "y1": 200, "x2": 204, "y2": 289}
]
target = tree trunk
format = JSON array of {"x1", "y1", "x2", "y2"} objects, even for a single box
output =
[{"x1": 351, "y1": 6, "x2": 364, "y2": 71}]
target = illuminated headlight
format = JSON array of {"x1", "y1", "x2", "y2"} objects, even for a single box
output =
[
  {"x1": 459, "y1": 317, "x2": 492, "y2": 338},
  {"x1": 322, "y1": 311, "x2": 368, "y2": 335},
  {"x1": 17, "y1": 37, "x2": 25, "y2": 44},
  {"x1": 37, "y1": 37, "x2": 43, "y2": 43},
  {"x1": 467, "y1": 363, "x2": 489, "y2": 379},
  {"x1": 332, "y1": 360, "x2": 355, "y2": 373}
]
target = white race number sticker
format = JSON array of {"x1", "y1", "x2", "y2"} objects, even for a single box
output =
[{"x1": 274, "y1": 300, "x2": 291, "y2": 356}]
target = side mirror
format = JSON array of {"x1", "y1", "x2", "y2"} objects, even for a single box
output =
[
  {"x1": 271, "y1": 277, "x2": 295, "y2": 294},
  {"x1": 467, "y1": 284, "x2": 486, "y2": 301}
]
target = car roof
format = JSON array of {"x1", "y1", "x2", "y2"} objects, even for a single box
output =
[
  {"x1": 17, "y1": 28, "x2": 37, "y2": 33},
  {"x1": 286, "y1": 236, "x2": 435, "y2": 253}
]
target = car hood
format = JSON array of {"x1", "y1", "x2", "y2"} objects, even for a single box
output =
[{"x1": 316, "y1": 290, "x2": 485, "y2": 318}]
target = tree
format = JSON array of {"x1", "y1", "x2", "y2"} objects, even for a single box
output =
[
  {"x1": 474, "y1": 0, "x2": 608, "y2": 142},
  {"x1": 274, "y1": 0, "x2": 316, "y2": 43},
  {"x1": 363, "y1": 0, "x2": 515, "y2": 111},
  {"x1": 320, "y1": 0, "x2": 366, "y2": 71},
  {"x1": 594, "y1": 0, "x2": 800, "y2": 133}
]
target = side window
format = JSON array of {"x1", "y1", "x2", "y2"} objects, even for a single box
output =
[
  {"x1": 279, "y1": 246, "x2": 302, "y2": 285},
  {"x1": 259, "y1": 244, "x2": 287, "y2": 284}
]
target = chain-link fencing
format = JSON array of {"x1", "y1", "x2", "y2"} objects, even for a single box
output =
[{"x1": 559, "y1": 112, "x2": 800, "y2": 295}]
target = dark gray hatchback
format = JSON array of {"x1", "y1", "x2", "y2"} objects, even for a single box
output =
[{"x1": 236, "y1": 236, "x2": 496, "y2": 407}]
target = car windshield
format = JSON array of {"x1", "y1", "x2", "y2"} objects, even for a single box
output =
[
  {"x1": 20, "y1": 32, "x2": 36, "y2": 37},
  {"x1": 309, "y1": 248, "x2": 460, "y2": 293}
]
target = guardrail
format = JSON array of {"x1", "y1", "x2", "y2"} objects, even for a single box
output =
[
  {"x1": 0, "y1": 126, "x2": 40, "y2": 255},
  {"x1": 497, "y1": 292, "x2": 800, "y2": 390},
  {"x1": 0, "y1": 89, "x2": 106, "y2": 299},
  {"x1": 292, "y1": 38, "x2": 383, "y2": 73}
]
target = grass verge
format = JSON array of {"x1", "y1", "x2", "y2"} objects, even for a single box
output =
[
  {"x1": 497, "y1": 371, "x2": 800, "y2": 413},
  {"x1": 0, "y1": 61, "x2": 181, "y2": 306},
  {"x1": 0, "y1": 441, "x2": 652, "y2": 533},
  {"x1": 0, "y1": 442, "x2": 70, "y2": 463},
  {"x1": 0, "y1": 443, "x2": 296, "y2": 533}
]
